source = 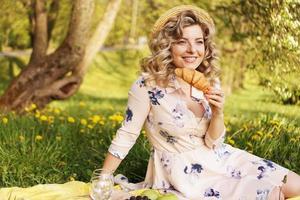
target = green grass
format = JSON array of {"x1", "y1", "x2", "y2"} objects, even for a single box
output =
[
  {"x1": 225, "y1": 71, "x2": 300, "y2": 124},
  {"x1": 223, "y1": 71, "x2": 300, "y2": 173},
  {"x1": 79, "y1": 49, "x2": 146, "y2": 98}
]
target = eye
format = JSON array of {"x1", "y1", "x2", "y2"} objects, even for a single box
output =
[
  {"x1": 196, "y1": 40, "x2": 204, "y2": 44},
  {"x1": 176, "y1": 40, "x2": 186, "y2": 45}
]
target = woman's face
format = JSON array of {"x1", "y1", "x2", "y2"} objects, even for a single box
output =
[{"x1": 171, "y1": 25, "x2": 205, "y2": 70}]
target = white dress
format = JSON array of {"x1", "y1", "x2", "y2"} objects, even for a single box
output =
[{"x1": 108, "y1": 74, "x2": 289, "y2": 200}]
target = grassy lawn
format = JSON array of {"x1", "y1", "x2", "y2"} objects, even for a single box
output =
[{"x1": 225, "y1": 72, "x2": 300, "y2": 124}]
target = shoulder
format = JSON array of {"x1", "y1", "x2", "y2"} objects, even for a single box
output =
[
  {"x1": 129, "y1": 73, "x2": 151, "y2": 95},
  {"x1": 133, "y1": 72, "x2": 159, "y2": 88},
  {"x1": 133, "y1": 74, "x2": 147, "y2": 88}
]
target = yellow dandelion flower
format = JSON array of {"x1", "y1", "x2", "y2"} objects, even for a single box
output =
[
  {"x1": 256, "y1": 131, "x2": 263, "y2": 137},
  {"x1": 2, "y1": 117, "x2": 8, "y2": 124},
  {"x1": 87, "y1": 124, "x2": 94, "y2": 129},
  {"x1": 79, "y1": 101, "x2": 86, "y2": 107},
  {"x1": 67, "y1": 117, "x2": 75, "y2": 123},
  {"x1": 99, "y1": 120, "x2": 105, "y2": 125},
  {"x1": 31, "y1": 103, "x2": 37, "y2": 110},
  {"x1": 35, "y1": 110, "x2": 40, "y2": 117},
  {"x1": 270, "y1": 120, "x2": 280, "y2": 126},
  {"x1": 40, "y1": 115, "x2": 48, "y2": 121},
  {"x1": 289, "y1": 138, "x2": 296, "y2": 143},
  {"x1": 54, "y1": 108, "x2": 61, "y2": 115},
  {"x1": 35, "y1": 135, "x2": 43, "y2": 141},
  {"x1": 228, "y1": 137, "x2": 235, "y2": 145},
  {"x1": 80, "y1": 119, "x2": 87, "y2": 125},
  {"x1": 117, "y1": 115, "x2": 124, "y2": 122},
  {"x1": 141, "y1": 130, "x2": 146, "y2": 136},
  {"x1": 246, "y1": 142, "x2": 253, "y2": 148},
  {"x1": 226, "y1": 126, "x2": 231, "y2": 132},
  {"x1": 19, "y1": 135, "x2": 25, "y2": 142},
  {"x1": 109, "y1": 114, "x2": 124, "y2": 123},
  {"x1": 48, "y1": 116, "x2": 54, "y2": 123},
  {"x1": 25, "y1": 103, "x2": 37, "y2": 112},
  {"x1": 91, "y1": 115, "x2": 101, "y2": 123},
  {"x1": 108, "y1": 115, "x2": 114, "y2": 120},
  {"x1": 56, "y1": 136, "x2": 62, "y2": 141},
  {"x1": 266, "y1": 133, "x2": 273, "y2": 138},
  {"x1": 251, "y1": 135, "x2": 261, "y2": 141}
]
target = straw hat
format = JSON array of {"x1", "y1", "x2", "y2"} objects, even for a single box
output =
[{"x1": 151, "y1": 5, "x2": 215, "y2": 39}]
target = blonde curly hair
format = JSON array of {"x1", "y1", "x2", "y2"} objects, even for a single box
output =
[{"x1": 140, "y1": 7, "x2": 220, "y2": 88}]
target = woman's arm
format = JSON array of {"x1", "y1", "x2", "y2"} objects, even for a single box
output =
[
  {"x1": 102, "y1": 152, "x2": 122, "y2": 172},
  {"x1": 204, "y1": 83, "x2": 226, "y2": 148},
  {"x1": 101, "y1": 76, "x2": 150, "y2": 171},
  {"x1": 206, "y1": 114, "x2": 225, "y2": 141}
]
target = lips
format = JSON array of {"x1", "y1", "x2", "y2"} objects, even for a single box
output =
[{"x1": 182, "y1": 56, "x2": 198, "y2": 63}]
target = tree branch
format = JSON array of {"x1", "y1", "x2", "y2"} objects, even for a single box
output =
[
  {"x1": 58, "y1": 0, "x2": 94, "y2": 50},
  {"x1": 47, "y1": 0, "x2": 59, "y2": 43},
  {"x1": 34, "y1": 75, "x2": 81, "y2": 100},
  {"x1": 74, "y1": 0, "x2": 122, "y2": 76},
  {"x1": 29, "y1": 0, "x2": 48, "y2": 65}
]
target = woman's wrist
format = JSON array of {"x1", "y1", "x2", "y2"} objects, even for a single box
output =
[{"x1": 212, "y1": 111, "x2": 224, "y2": 118}]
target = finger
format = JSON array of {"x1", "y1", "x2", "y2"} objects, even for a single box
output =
[
  {"x1": 207, "y1": 98, "x2": 222, "y2": 108},
  {"x1": 205, "y1": 94, "x2": 224, "y2": 103},
  {"x1": 208, "y1": 89, "x2": 224, "y2": 97}
]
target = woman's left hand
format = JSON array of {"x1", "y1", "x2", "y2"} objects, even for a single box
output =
[{"x1": 204, "y1": 87, "x2": 225, "y2": 116}]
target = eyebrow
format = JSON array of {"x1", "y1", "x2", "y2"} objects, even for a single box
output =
[{"x1": 181, "y1": 37, "x2": 204, "y2": 40}]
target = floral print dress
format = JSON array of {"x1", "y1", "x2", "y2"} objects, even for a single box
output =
[{"x1": 108, "y1": 73, "x2": 289, "y2": 200}]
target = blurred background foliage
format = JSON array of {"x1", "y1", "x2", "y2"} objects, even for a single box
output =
[{"x1": 0, "y1": 0, "x2": 299, "y2": 103}]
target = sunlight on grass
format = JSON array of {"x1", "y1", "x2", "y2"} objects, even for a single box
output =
[
  {"x1": 79, "y1": 50, "x2": 146, "y2": 98},
  {"x1": 225, "y1": 71, "x2": 300, "y2": 124}
]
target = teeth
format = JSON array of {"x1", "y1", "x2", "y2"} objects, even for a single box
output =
[{"x1": 183, "y1": 57, "x2": 197, "y2": 63}]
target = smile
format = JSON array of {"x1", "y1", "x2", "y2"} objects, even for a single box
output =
[{"x1": 182, "y1": 56, "x2": 198, "y2": 63}]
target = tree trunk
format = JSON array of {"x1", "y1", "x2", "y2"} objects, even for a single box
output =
[
  {"x1": 77, "y1": 0, "x2": 123, "y2": 76},
  {"x1": 0, "y1": 0, "x2": 94, "y2": 112},
  {"x1": 0, "y1": 0, "x2": 123, "y2": 113}
]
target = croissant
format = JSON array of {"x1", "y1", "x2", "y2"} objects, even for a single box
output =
[{"x1": 174, "y1": 68, "x2": 210, "y2": 93}]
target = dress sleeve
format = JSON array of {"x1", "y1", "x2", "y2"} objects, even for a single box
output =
[
  {"x1": 108, "y1": 76, "x2": 150, "y2": 159},
  {"x1": 204, "y1": 78, "x2": 226, "y2": 149},
  {"x1": 204, "y1": 129, "x2": 226, "y2": 149}
]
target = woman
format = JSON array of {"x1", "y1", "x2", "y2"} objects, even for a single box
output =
[{"x1": 102, "y1": 5, "x2": 300, "y2": 200}]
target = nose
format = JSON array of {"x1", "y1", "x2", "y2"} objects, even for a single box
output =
[{"x1": 186, "y1": 42, "x2": 196, "y2": 53}]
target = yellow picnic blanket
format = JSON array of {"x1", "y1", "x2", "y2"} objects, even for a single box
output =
[
  {"x1": 0, "y1": 181, "x2": 141, "y2": 200},
  {"x1": 0, "y1": 181, "x2": 299, "y2": 200},
  {"x1": 0, "y1": 181, "x2": 90, "y2": 200}
]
